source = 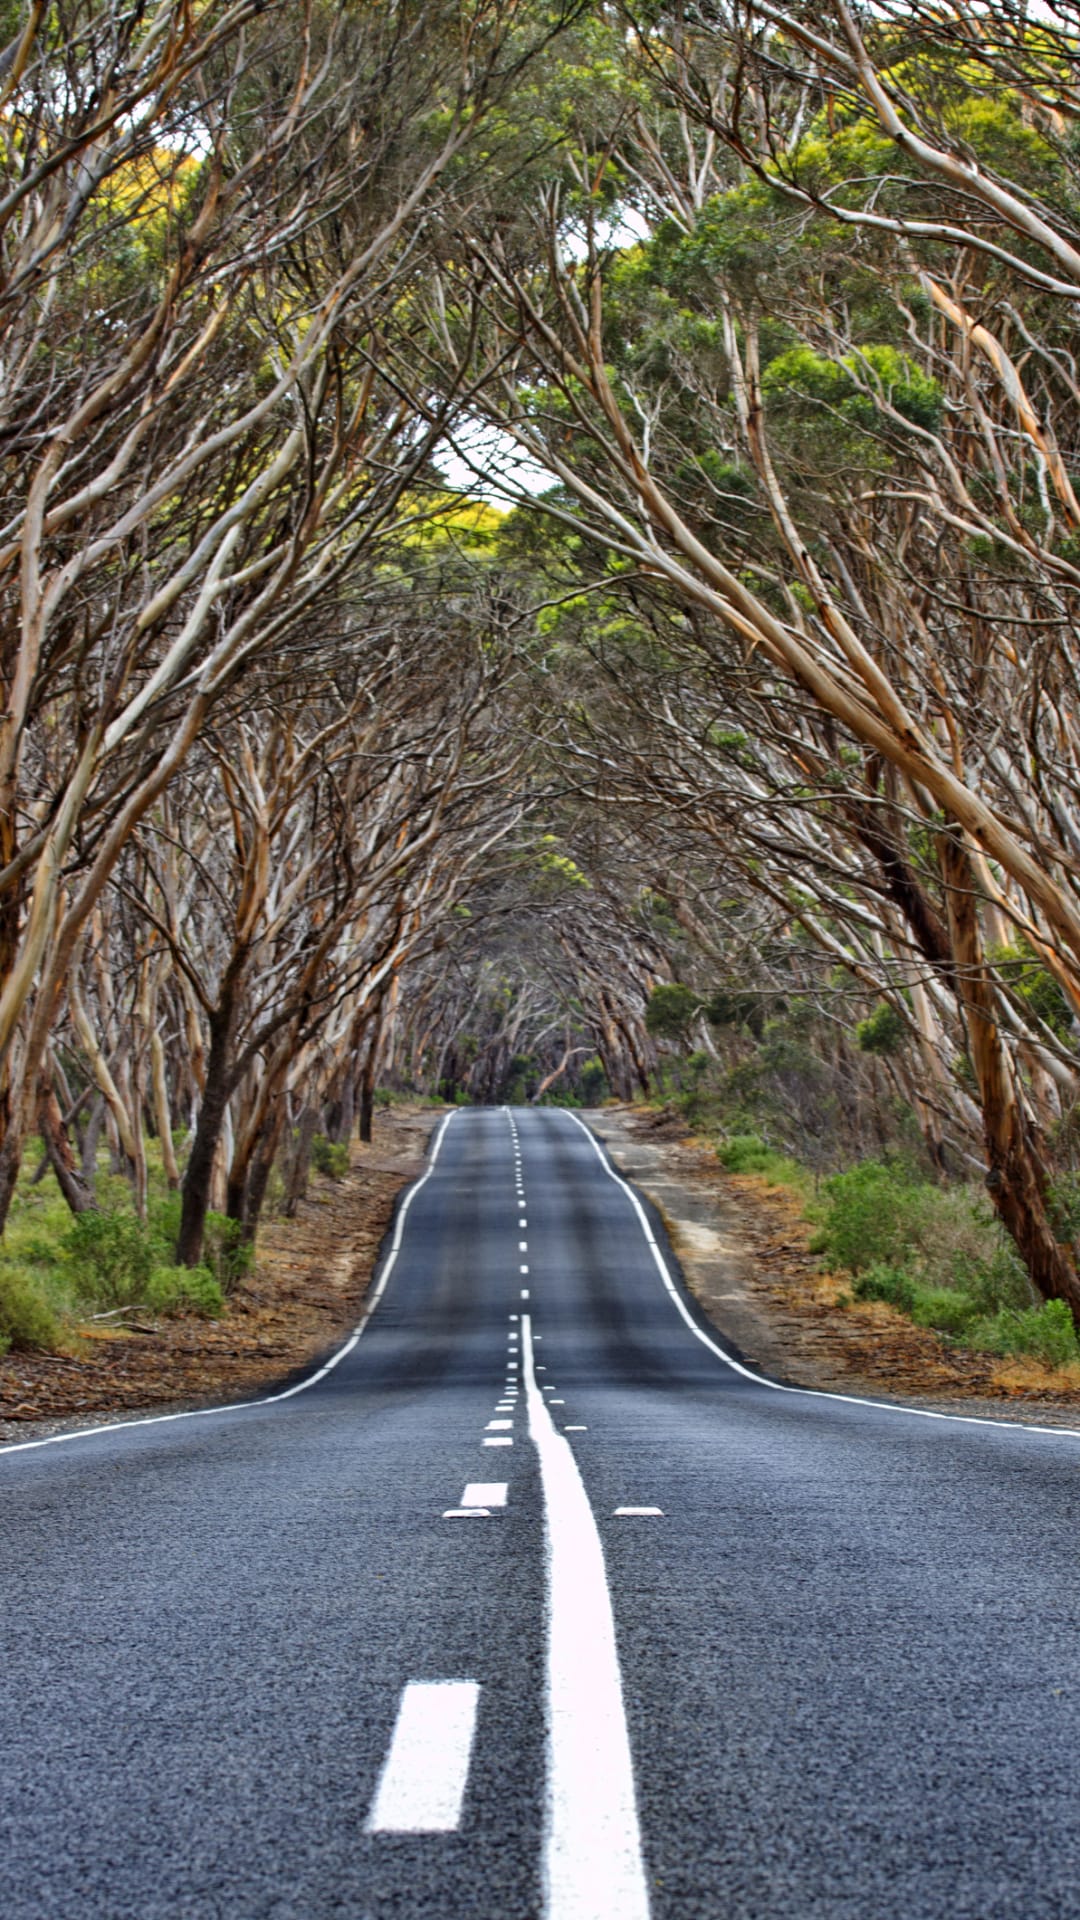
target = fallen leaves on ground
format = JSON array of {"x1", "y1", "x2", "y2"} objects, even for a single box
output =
[{"x1": 0, "y1": 1108, "x2": 437, "y2": 1442}]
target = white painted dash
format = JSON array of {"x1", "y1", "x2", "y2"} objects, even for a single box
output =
[
  {"x1": 486, "y1": 1419, "x2": 513, "y2": 1430},
  {"x1": 366, "y1": 1681, "x2": 480, "y2": 1833},
  {"x1": 484, "y1": 1437, "x2": 513, "y2": 1447},
  {"x1": 614, "y1": 1507, "x2": 663, "y2": 1517},
  {"x1": 462, "y1": 1482, "x2": 507, "y2": 1507}
]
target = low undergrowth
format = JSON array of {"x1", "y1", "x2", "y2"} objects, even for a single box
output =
[
  {"x1": 0, "y1": 1142, "x2": 233, "y2": 1356},
  {"x1": 720, "y1": 1136, "x2": 1080, "y2": 1374}
]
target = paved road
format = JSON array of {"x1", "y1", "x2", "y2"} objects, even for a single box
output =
[{"x1": 4, "y1": 1107, "x2": 1080, "y2": 1919}]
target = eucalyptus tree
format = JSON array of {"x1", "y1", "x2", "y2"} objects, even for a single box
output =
[
  {"x1": 0, "y1": 0, "x2": 585, "y2": 1226},
  {"x1": 418, "y1": 0, "x2": 1080, "y2": 1304}
]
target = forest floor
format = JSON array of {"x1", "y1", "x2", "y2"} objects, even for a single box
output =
[
  {"x1": 589, "y1": 1104, "x2": 1080, "y2": 1428},
  {"x1": 0, "y1": 1105, "x2": 438, "y2": 1447}
]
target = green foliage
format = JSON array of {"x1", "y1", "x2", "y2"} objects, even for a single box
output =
[
  {"x1": 988, "y1": 939, "x2": 1073, "y2": 1039},
  {"x1": 645, "y1": 982, "x2": 701, "y2": 1044},
  {"x1": 63, "y1": 1197, "x2": 233, "y2": 1313},
  {"x1": 761, "y1": 342, "x2": 942, "y2": 432},
  {"x1": 0, "y1": 1263, "x2": 61, "y2": 1352},
  {"x1": 851, "y1": 1263, "x2": 917, "y2": 1314},
  {"x1": 65, "y1": 1209, "x2": 158, "y2": 1309},
  {"x1": 966, "y1": 1299, "x2": 1079, "y2": 1369},
  {"x1": 311, "y1": 1134, "x2": 350, "y2": 1179},
  {"x1": 145, "y1": 1265, "x2": 224, "y2": 1317},
  {"x1": 717, "y1": 1134, "x2": 807, "y2": 1188},
  {"x1": 579, "y1": 1057, "x2": 608, "y2": 1104},
  {"x1": 856, "y1": 1001, "x2": 908, "y2": 1057},
  {"x1": 202, "y1": 1211, "x2": 254, "y2": 1293}
]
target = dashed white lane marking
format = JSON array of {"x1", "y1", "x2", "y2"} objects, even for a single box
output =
[
  {"x1": 519, "y1": 1241, "x2": 529, "y2": 1253},
  {"x1": 614, "y1": 1507, "x2": 663, "y2": 1517},
  {"x1": 443, "y1": 1507, "x2": 492, "y2": 1518},
  {"x1": 565, "y1": 1426, "x2": 588, "y2": 1432},
  {"x1": 520, "y1": 1264, "x2": 530, "y2": 1275},
  {"x1": 551, "y1": 1400, "x2": 565, "y2": 1405},
  {"x1": 487, "y1": 1419, "x2": 513, "y2": 1430},
  {"x1": 521, "y1": 1288, "x2": 530, "y2": 1299},
  {"x1": 463, "y1": 1482, "x2": 507, "y2": 1506},
  {"x1": 522, "y1": 1315, "x2": 650, "y2": 1920},
  {"x1": 485, "y1": 1437, "x2": 513, "y2": 1447},
  {"x1": 367, "y1": 1681, "x2": 480, "y2": 1833},
  {"x1": 520, "y1": 1217, "x2": 527, "y2": 1227}
]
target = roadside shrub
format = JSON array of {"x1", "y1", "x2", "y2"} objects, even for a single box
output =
[
  {"x1": 909, "y1": 1287, "x2": 981, "y2": 1339},
  {"x1": 967, "y1": 1299, "x2": 1080, "y2": 1369},
  {"x1": 65, "y1": 1209, "x2": 154, "y2": 1307},
  {"x1": 202, "y1": 1211, "x2": 254, "y2": 1293},
  {"x1": 311, "y1": 1134, "x2": 350, "y2": 1179},
  {"x1": 851, "y1": 1263, "x2": 918, "y2": 1314},
  {"x1": 855, "y1": 1001, "x2": 908, "y2": 1056},
  {"x1": 811, "y1": 1161, "x2": 924, "y2": 1272},
  {"x1": 145, "y1": 1265, "x2": 224, "y2": 1317},
  {"x1": 717, "y1": 1133, "x2": 810, "y2": 1193},
  {"x1": 0, "y1": 1263, "x2": 60, "y2": 1351},
  {"x1": 65, "y1": 1202, "x2": 232, "y2": 1313}
]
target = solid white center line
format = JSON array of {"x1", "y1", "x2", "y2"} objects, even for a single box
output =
[
  {"x1": 522, "y1": 1316, "x2": 650, "y2": 1920},
  {"x1": 366, "y1": 1682, "x2": 480, "y2": 1833}
]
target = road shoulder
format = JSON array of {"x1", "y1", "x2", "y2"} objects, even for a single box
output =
[{"x1": 586, "y1": 1104, "x2": 1080, "y2": 1430}]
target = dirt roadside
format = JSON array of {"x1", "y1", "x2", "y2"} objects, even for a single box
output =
[
  {"x1": 587, "y1": 1104, "x2": 1080, "y2": 1429},
  {"x1": 0, "y1": 1105, "x2": 439, "y2": 1447}
]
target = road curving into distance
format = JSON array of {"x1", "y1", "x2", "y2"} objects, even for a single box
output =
[{"x1": 4, "y1": 1106, "x2": 1080, "y2": 1919}]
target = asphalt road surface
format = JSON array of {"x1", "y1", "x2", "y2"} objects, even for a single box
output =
[{"x1": 5, "y1": 1106, "x2": 1080, "y2": 1920}]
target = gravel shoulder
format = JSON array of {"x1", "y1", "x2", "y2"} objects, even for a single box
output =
[
  {"x1": 587, "y1": 1103, "x2": 1080, "y2": 1430},
  {"x1": 0, "y1": 1105, "x2": 438, "y2": 1447}
]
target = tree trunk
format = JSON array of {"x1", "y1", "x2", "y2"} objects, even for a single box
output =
[
  {"x1": 283, "y1": 1104, "x2": 318, "y2": 1217},
  {"x1": 239, "y1": 1102, "x2": 288, "y2": 1242},
  {"x1": 38, "y1": 1082, "x2": 97, "y2": 1214},
  {"x1": 940, "y1": 829, "x2": 1080, "y2": 1315},
  {"x1": 177, "y1": 994, "x2": 237, "y2": 1266}
]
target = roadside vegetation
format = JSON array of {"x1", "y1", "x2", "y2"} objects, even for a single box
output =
[{"x1": 8, "y1": 0, "x2": 1080, "y2": 1402}]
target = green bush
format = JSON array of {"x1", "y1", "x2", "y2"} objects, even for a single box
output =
[
  {"x1": 64, "y1": 1202, "x2": 232, "y2": 1313},
  {"x1": 64, "y1": 1209, "x2": 155, "y2": 1307},
  {"x1": 812, "y1": 1160, "x2": 924, "y2": 1272},
  {"x1": 311, "y1": 1134, "x2": 350, "y2": 1179},
  {"x1": 851, "y1": 1263, "x2": 918, "y2": 1314},
  {"x1": 202, "y1": 1210, "x2": 254, "y2": 1293},
  {"x1": 966, "y1": 1299, "x2": 1080, "y2": 1369},
  {"x1": 909, "y1": 1287, "x2": 981, "y2": 1339},
  {"x1": 0, "y1": 1262, "x2": 60, "y2": 1351},
  {"x1": 855, "y1": 1001, "x2": 908, "y2": 1056},
  {"x1": 717, "y1": 1133, "x2": 807, "y2": 1188},
  {"x1": 645, "y1": 982, "x2": 701, "y2": 1044},
  {"x1": 145, "y1": 1264, "x2": 224, "y2": 1317}
]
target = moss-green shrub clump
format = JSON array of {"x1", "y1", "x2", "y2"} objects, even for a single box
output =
[
  {"x1": 311, "y1": 1134, "x2": 350, "y2": 1179},
  {"x1": 0, "y1": 1263, "x2": 61, "y2": 1353}
]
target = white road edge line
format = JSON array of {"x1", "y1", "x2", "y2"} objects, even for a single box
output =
[
  {"x1": 522, "y1": 1312, "x2": 650, "y2": 1920},
  {"x1": 563, "y1": 1110, "x2": 1080, "y2": 1443},
  {"x1": 0, "y1": 1111, "x2": 460, "y2": 1458},
  {"x1": 366, "y1": 1680, "x2": 480, "y2": 1833}
]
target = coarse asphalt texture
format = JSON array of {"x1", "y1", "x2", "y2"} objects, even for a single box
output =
[{"x1": 4, "y1": 1106, "x2": 1080, "y2": 1919}]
